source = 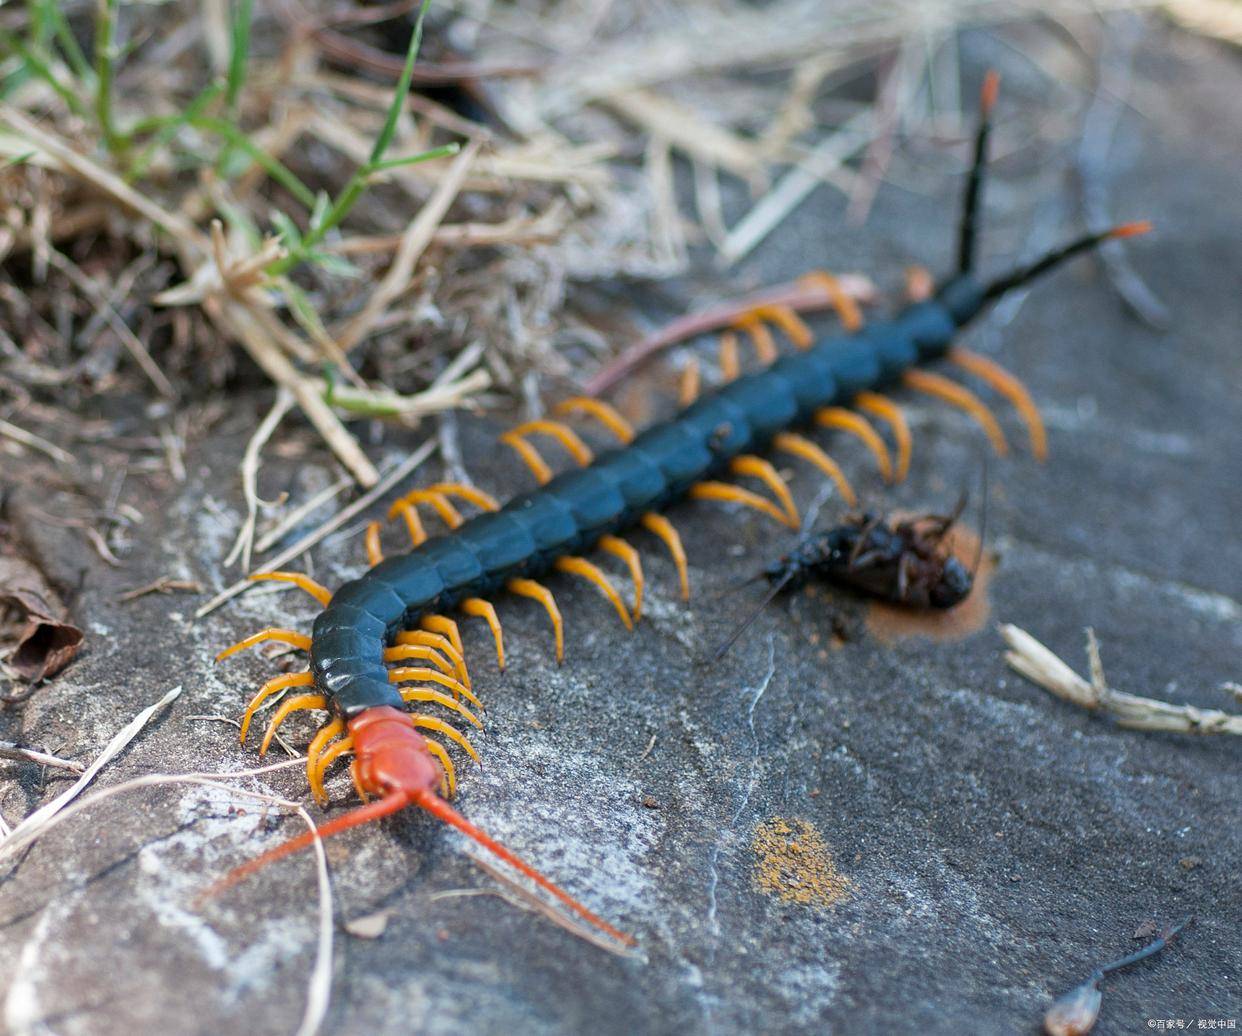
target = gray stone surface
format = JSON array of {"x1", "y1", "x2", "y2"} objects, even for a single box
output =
[{"x1": 1, "y1": 23, "x2": 1239, "y2": 1036}]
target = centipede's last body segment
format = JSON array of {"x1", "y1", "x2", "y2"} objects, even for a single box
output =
[{"x1": 215, "y1": 72, "x2": 1148, "y2": 941}]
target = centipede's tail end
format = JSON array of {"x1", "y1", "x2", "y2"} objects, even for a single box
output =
[
  {"x1": 412, "y1": 789, "x2": 637, "y2": 949},
  {"x1": 980, "y1": 69, "x2": 1000, "y2": 116}
]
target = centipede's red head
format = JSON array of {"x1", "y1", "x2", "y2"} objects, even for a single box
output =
[{"x1": 349, "y1": 706, "x2": 443, "y2": 801}]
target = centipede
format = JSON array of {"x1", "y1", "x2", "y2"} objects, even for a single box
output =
[{"x1": 214, "y1": 72, "x2": 1149, "y2": 945}]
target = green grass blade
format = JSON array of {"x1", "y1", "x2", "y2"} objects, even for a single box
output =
[
  {"x1": 369, "y1": 0, "x2": 431, "y2": 166},
  {"x1": 370, "y1": 142, "x2": 460, "y2": 172}
]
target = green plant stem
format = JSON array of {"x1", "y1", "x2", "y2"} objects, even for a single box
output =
[
  {"x1": 94, "y1": 0, "x2": 125, "y2": 156},
  {"x1": 40, "y1": 0, "x2": 94, "y2": 84},
  {"x1": 225, "y1": 0, "x2": 253, "y2": 115}
]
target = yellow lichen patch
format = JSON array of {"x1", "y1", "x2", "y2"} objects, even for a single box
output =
[{"x1": 751, "y1": 817, "x2": 851, "y2": 908}]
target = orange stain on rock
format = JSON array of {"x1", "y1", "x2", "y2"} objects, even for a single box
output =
[
  {"x1": 864, "y1": 518, "x2": 995, "y2": 644},
  {"x1": 751, "y1": 816, "x2": 851, "y2": 908}
]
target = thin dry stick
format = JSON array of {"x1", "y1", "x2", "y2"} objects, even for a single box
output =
[
  {"x1": 584, "y1": 272, "x2": 876, "y2": 396},
  {"x1": 117, "y1": 576, "x2": 203, "y2": 602},
  {"x1": 337, "y1": 140, "x2": 480, "y2": 353},
  {"x1": 205, "y1": 296, "x2": 380, "y2": 487},
  {"x1": 254, "y1": 474, "x2": 352, "y2": 554},
  {"x1": 0, "y1": 417, "x2": 73, "y2": 464},
  {"x1": 194, "y1": 437, "x2": 436, "y2": 619},
  {"x1": 225, "y1": 388, "x2": 296, "y2": 570},
  {"x1": 0, "y1": 741, "x2": 86, "y2": 773},
  {"x1": 1000, "y1": 624, "x2": 1242, "y2": 735},
  {"x1": 605, "y1": 89, "x2": 763, "y2": 183},
  {"x1": 331, "y1": 203, "x2": 569, "y2": 254},
  {"x1": 720, "y1": 111, "x2": 874, "y2": 265}
]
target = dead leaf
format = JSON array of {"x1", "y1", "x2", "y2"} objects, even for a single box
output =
[{"x1": 0, "y1": 553, "x2": 83, "y2": 684}]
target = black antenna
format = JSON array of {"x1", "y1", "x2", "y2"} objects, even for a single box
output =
[
  {"x1": 981, "y1": 222, "x2": 1152, "y2": 303},
  {"x1": 957, "y1": 70, "x2": 1000, "y2": 274},
  {"x1": 969, "y1": 453, "x2": 988, "y2": 582},
  {"x1": 709, "y1": 569, "x2": 799, "y2": 665}
]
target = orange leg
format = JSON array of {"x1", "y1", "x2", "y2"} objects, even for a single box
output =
[
  {"x1": 734, "y1": 314, "x2": 778, "y2": 364},
  {"x1": 397, "y1": 687, "x2": 482, "y2": 729},
  {"x1": 461, "y1": 598, "x2": 506, "y2": 671},
  {"x1": 239, "y1": 671, "x2": 314, "y2": 744},
  {"x1": 679, "y1": 357, "x2": 701, "y2": 407},
  {"x1": 640, "y1": 512, "x2": 689, "y2": 600},
  {"x1": 719, "y1": 330, "x2": 741, "y2": 381},
  {"x1": 421, "y1": 614, "x2": 464, "y2": 656},
  {"x1": 216, "y1": 627, "x2": 311, "y2": 662},
  {"x1": 730, "y1": 454, "x2": 799, "y2": 527},
  {"x1": 948, "y1": 346, "x2": 1047, "y2": 461},
  {"x1": 500, "y1": 431, "x2": 552, "y2": 484},
  {"x1": 421, "y1": 736, "x2": 456, "y2": 798},
  {"x1": 690, "y1": 480, "x2": 794, "y2": 528},
  {"x1": 506, "y1": 578, "x2": 564, "y2": 663},
  {"x1": 365, "y1": 521, "x2": 385, "y2": 566},
  {"x1": 770, "y1": 432, "x2": 857, "y2": 507},
  {"x1": 855, "y1": 391, "x2": 913, "y2": 483},
  {"x1": 554, "y1": 556, "x2": 633, "y2": 630},
  {"x1": 394, "y1": 629, "x2": 470, "y2": 688},
  {"x1": 348, "y1": 759, "x2": 371, "y2": 803},
  {"x1": 394, "y1": 489, "x2": 463, "y2": 529},
  {"x1": 425, "y1": 482, "x2": 500, "y2": 513},
  {"x1": 754, "y1": 304, "x2": 812, "y2": 348},
  {"x1": 313, "y1": 734, "x2": 355, "y2": 803},
  {"x1": 797, "y1": 270, "x2": 864, "y2": 331},
  {"x1": 597, "y1": 535, "x2": 644, "y2": 621},
  {"x1": 248, "y1": 571, "x2": 332, "y2": 606},
  {"x1": 383, "y1": 643, "x2": 456, "y2": 679},
  {"x1": 507, "y1": 420, "x2": 594, "y2": 466},
  {"x1": 388, "y1": 500, "x2": 427, "y2": 547},
  {"x1": 307, "y1": 718, "x2": 345, "y2": 806},
  {"x1": 902, "y1": 369, "x2": 1009, "y2": 457},
  {"x1": 409, "y1": 714, "x2": 481, "y2": 766},
  {"x1": 814, "y1": 406, "x2": 893, "y2": 482},
  {"x1": 387, "y1": 667, "x2": 483, "y2": 711},
  {"x1": 259, "y1": 693, "x2": 328, "y2": 757},
  {"x1": 552, "y1": 397, "x2": 635, "y2": 444}
]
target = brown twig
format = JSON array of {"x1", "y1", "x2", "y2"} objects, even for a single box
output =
[{"x1": 117, "y1": 576, "x2": 204, "y2": 602}]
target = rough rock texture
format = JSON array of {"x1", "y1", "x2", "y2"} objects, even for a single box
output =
[{"x1": 1, "y1": 23, "x2": 1239, "y2": 1036}]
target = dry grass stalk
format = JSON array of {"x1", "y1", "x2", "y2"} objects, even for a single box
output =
[
  {"x1": 1000, "y1": 624, "x2": 1242, "y2": 735},
  {"x1": 337, "y1": 140, "x2": 480, "y2": 352},
  {"x1": 224, "y1": 388, "x2": 296, "y2": 570},
  {"x1": 194, "y1": 437, "x2": 436, "y2": 619}
]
